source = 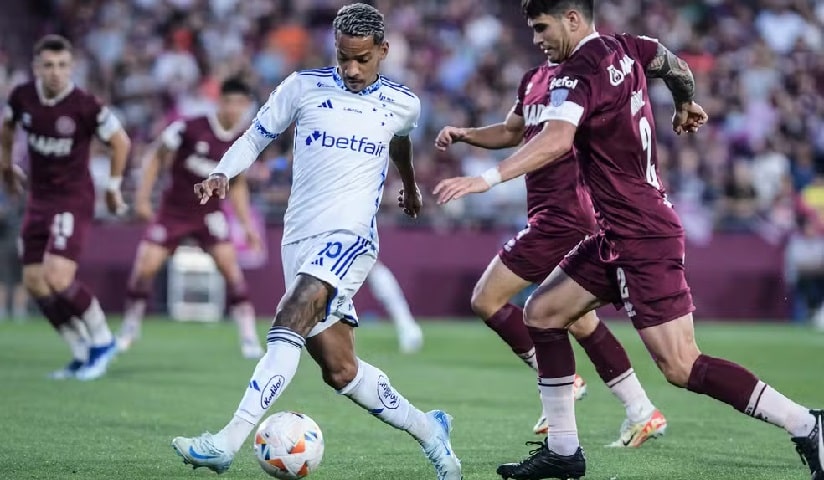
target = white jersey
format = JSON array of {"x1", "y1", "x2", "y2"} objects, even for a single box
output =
[{"x1": 212, "y1": 66, "x2": 421, "y2": 245}]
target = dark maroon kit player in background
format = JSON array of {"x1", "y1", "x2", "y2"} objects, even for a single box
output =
[{"x1": 0, "y1": 34, "x2": 130, "y2": 380}]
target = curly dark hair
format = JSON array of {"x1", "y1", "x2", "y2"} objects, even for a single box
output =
[{"x1": 332, "y1": 3, "x2": 385, "y2": 44}]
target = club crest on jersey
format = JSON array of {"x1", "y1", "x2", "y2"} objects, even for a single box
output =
[
  {"x1": 195, "y1": 141, "x2": 209, "y2": 154},
  {"x1": 21, "y1": 113, "x2": 32, "y2": 126},
  {"x1": 55, "y1": 115, "x2": 75, "y2": 135},
  {"x1": 608, "y1": 55, "x2": 635, "y2": 87},
  {"x1": 550, "y1": 88, "x2": 569, "y2": 107}
]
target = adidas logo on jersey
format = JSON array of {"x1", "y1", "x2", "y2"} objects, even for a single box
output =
[
  {"x1": 304, "y1": 130, "x2": 387, "y2": 156},
  {"x1": 317, "y1": 99, "x2": 334, "y2": 109}
]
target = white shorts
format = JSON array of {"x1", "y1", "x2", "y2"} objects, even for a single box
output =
[{"x1": 281, "y1": 230, "x2": 377, "y2": 337}]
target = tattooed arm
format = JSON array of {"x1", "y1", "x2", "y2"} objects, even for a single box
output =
[{"x1": 644, "y1": 42, "x2": 695, "y2": 107}]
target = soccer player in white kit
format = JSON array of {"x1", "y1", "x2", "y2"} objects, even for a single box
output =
[{"x1": 171, "y1": 5, "x2": 462, "y2": 480}]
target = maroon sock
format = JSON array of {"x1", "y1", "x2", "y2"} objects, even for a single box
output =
[
  {"x1": 527, "y1": 326, "x2": 576, "y2": 378},
  {"x1": 484, "y1": 304, "x2": 534, "y2": 356},
  {"x1": 34, "y1": 294, "x2": 70, "y2": 330},
  {"x1": 687, "y1": 354, "x2": 759, "y2": 412},
  {"x1": 56, "y1": 280, "x2": 94, "y2": 318},
  {"x1": 576, "y1": 321, "x2": 633, "y2": 384}
]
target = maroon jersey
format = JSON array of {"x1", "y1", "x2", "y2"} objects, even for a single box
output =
[
  {"x1": 513, "y1": 64, "x2": 595, "y2": 235},
  {"x1": 3, "y1": 81, "x2": 120, "y2": 213},
  {"x1": 543, "y1": 33, "x2": 683, "y2": 239},
  {"x1": 157, "y1": 115, "x2": 242, "y2": 219}
]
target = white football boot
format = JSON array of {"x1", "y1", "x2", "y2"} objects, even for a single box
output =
[
  {"x1": 172, "y1": 432, "x2": 234, "y2": 474},
  {"x1": 419, "y1": 410, "x2": 463, "y2": 480}
]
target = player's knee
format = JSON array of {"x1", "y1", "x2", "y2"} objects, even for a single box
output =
[
  {"x1": 470, "y1": 284, "x2": 501, "y2": 319},
  {"x1": 43, "y1": 267, "x2": 73, "y2": 293},
  {"x1": 22, "y1": 270, "x2": 49, "y2": 297},
  {"x1": 274, "y1": 275, "x2": 333, "y2": 335},
  {"x1": 321, "y1": 358, "x2": 358, "y2": 390},
  {"x1": 654, "y1": 355, "x2": 695, "y2": 388},
  {"x1": 523, "y1": 294, "x2": 567, "y2": 329}
]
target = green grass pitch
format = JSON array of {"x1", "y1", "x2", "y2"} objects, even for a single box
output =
[{"x1": 1, "y1": 318, "x2": 822, "y2": 479}]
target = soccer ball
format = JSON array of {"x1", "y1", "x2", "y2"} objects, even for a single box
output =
[{"x1": 254, "y1": 411, "x2": 324, "y2": 479}]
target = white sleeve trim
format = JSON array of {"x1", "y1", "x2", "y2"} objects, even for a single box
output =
[
  {"x1": 96, "y1": 106, "x2": 123, "y2": 141},
  {"x1": 160, "y1": 121, "x2": 185, "y2": 150},
  {"x1": 538, "y1": 101, "x2": 585, "y2": 127},
  {"x1": 211, "y1": 125, "x2": 273, "y2": 179}
]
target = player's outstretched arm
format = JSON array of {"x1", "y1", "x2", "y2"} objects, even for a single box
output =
[
  {"x1": 104, "y1": 128, "x2": 131, "y2": 215},
  {"x1": 0, "y1": 119, "x2": 22, "y2": 196},
  {"x1": 434, "y1": 119, "x2": 574, "y2": 204},
  {"x1": 389, "y1": 135, "x2": 421, "y2": 218},
  {"x1": 227, "y1": 174, "x2": 262, "y2": 250},
  {"x1": 434, "y1": 109, "x2": 525, "y2": 151},
  {"x1": 133, "y1": 142, "x2": 172, "y2": 221},
  {"x1": 644, "y1": 42, "x2": 709, "y2": 134}
]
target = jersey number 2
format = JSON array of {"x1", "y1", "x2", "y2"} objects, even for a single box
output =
[{"x1": 640, "y1": 117, "x2": 659, "y2": 188}]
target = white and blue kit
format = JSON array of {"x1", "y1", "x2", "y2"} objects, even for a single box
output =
[{"x1": 212, "y1": 67, "x2": 420, "y2": 336}]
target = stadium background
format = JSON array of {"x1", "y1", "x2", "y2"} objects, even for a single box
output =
[{"x1": 0, "y1": 0, "x2": 822, "y2": 322}]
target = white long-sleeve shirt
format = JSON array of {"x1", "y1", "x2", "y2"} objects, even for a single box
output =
[{"x1": 212, "y1": 66, "x2": 420, "y2": 245}]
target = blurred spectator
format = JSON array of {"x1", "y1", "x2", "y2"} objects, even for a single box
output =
[
  {"x1": 785, "y1": 213, "x2": 824, "y2": 327},
  {"x1": 0, "y1": 190, "x2": 27, "y2": 321}
]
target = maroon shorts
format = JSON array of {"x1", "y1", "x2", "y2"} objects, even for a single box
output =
[
  {"x1": 144, "y1": 210, "x2": 230, "y2": 252},
  {"x1": 20, "y1": 206, "x2": 93, "y2": 265},
  {"x1": 559, "y1": 232, "x2": 695, "y2": 329},
  {"x1": 498, "y1": 223, "x2": 590, "y2": 284}
]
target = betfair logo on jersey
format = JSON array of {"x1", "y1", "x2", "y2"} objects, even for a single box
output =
[
  {"x1": 608, "y1": 55, "x2": 635, "y2": 86},
  {"x1": 304, "y1": 130, "x2": 387, "y2": 156},
  {"x1": 549, "y1": 76, "x2": 579, "y2": 90},
  {"x1": 28, "y1": 134, "x2": 72, "y2": 156}
]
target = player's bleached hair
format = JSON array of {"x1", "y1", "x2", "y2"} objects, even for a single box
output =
[
  {"x1": 332, "y1": 3, "x2": 385, "y2": 44},
  {"x1": 521, "y1": 0, "x2": 594, "y2": 21},
  {"x1": 34, "y1": 34, "x2": 72, "y2": 56}
]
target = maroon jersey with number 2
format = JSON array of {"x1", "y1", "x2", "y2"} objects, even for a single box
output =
[
  {"x1": 544, "y1": 33, "x2": 694, "y2": 328},
  {"x1": 497, "y1": 63, "x2": 597, "y2": 283}
]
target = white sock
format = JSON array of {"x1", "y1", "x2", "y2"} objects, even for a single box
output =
[
  {"x1": 539, "y1": 376, "x2": 580, "y2": 456},
  {"x1": 338, "y1": 358, "x2": 433, "y2": 443},
  {"x1": 123, "y1": 298, "x2": 147, "y2": 327},
  {"x1": 232, "y1": 302, "x2": 259, "y2": 343},
  {"x1": 367, "y1": 262, "x2": 418, "y2": 332},
  {"x1": 58, "y1": 323, "x2": 89, "y2": 362},
  {"x1": 80, "y1": 299, "x2": 113, "y2": 347},
  {"x1": 746, "y1": 381, "x2": 815, "y2": 437},
  {"x1": 606, "y1": 369, "x2": 656, "y2": 423},
  {"x1": 221, "y1": 326, "x2": 305, "y2": 454}
]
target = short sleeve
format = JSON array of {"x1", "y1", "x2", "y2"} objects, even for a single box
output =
[
  {"x1": 538, "y1": 68, "x2": 593, "y2": 127},
  {"x1": 3, "y1": 86, "x2": 22, "y2": 124},
  {"x1": 253, "y1": 72, "x2": 302, "y2": 140},
  {"x1": 395, "y1": 95, "x2": 420, "y2": 137},
  {"x1": 512, "y1": 69, "x2": 534, "y2": 117},
  {"x1": 160, "y1": 120, "x2": 186, "y2": 150},
  {"x1": 94, "y1": 101, "x2": 123, "y2": 141},
  {"x1": 617, "y1": 33, "x2": 660, "y2": 69}
]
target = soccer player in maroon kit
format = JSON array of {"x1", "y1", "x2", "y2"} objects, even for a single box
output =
[
  {"x1": 436, "y1": 1, "x2": 823, "y2": 479},
  {"x1": 0, "y1": 35, "x2": 130, "y2": 380},
  {"x1": 116, "y1": 78, "x2": 263, "y2": 359},
  {"x1": 434, "y1": 58, "x2": 666, "y2": 446}
]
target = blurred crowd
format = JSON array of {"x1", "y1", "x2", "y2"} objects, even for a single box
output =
[{"x1": 0, "y1": 1, "x2": 823, "y2": 304}]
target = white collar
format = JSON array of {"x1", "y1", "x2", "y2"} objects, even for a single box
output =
[
  {"x1": 36, "y1": 79, "x2": 75, "y2": 106},
  {"x1": 207, "y1": 113, "x2": 241, "y2": 142},
  {"x1": 570, "y1": 31, "x2": 600, "y2": 56}
]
